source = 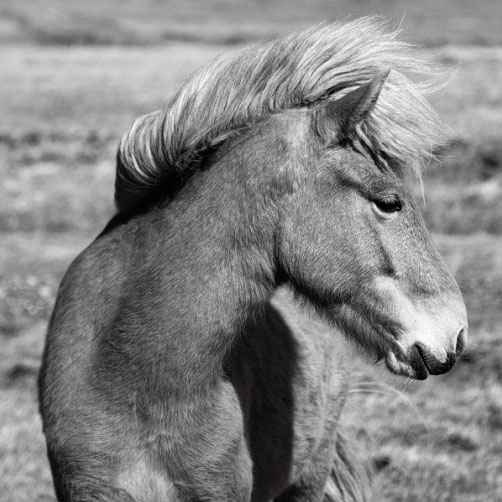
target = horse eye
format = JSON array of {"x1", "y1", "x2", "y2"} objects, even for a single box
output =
[{"x1": 372, "y1": 196, "x2": 402, "y2": 214}]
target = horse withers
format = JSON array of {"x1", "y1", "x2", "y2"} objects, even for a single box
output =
[{"x1": 39, "y1": 18, "x2": 467, "y2": 502}]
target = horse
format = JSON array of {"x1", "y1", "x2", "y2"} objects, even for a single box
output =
[{"x1": 39, "y1": 17, "x2": 468, "y2": 502}]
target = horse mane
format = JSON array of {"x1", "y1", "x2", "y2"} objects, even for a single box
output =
[{"x1": 115, "y1": 17, "x2": 448, "y2": 214}]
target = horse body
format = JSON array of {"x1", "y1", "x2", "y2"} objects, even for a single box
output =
[
  {"x1": 40, "y1": 19, "x2": 467, "y2": 502},
  {"x1": 41, "y1": 111, "x2": 353, "y2": 501}
]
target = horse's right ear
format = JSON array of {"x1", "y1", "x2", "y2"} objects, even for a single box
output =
[{"x1": 313, "y1": 70, "x2": 390, "y2": 144}]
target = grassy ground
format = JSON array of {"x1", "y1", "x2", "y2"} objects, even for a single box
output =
[
  {"x1": 2, "y1": 0, "x2": 502, "y2": 46},
  {"x1": 1, "y1": 4, "x2": 502, "y2": 501}
]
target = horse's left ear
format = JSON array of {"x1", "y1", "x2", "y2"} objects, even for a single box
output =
[{"x1": 314, "y1": 69, "x2": 390, "y2": 143}]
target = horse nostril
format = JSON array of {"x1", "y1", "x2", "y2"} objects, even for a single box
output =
[
  {"x1": 414, "y1": 343, "x2": 457, "y2": 375},
  {"x1": 456, "y1": 328, "x2": 467, "y2": 356}
]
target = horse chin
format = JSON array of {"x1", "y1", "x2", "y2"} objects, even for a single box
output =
[{"x1": 385, "y1": 349, "x2": 429, "y2": 380}]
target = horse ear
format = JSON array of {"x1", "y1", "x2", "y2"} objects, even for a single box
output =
[{"x1": 315, "y1": 69, "x2": 390, "y2": 142}]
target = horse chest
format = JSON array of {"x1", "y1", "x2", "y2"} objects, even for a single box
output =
[
  {"x1": 285, "y1": 316, "x2": 351, "y2": 482},
  {"x1": 224, "y1": 290, "x2": 351, "y2": 500}
]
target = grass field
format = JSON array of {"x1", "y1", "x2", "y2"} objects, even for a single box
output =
[
  {"x1": 2, "y1": 0, "x2": 502, "y2": 46},
  {"x1": 1, "y1": 1, "x2": 502, "y2": 501}
]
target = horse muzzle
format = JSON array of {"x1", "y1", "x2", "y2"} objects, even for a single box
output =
[{"x1": 385, "y1": 326, "x2": 467, "y2": 380}]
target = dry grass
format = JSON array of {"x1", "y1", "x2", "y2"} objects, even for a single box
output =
[
  {"x1": 2, "y1": 0, "x2": 502, "y2": 46},
  {"x1": 1, "y1": 12, "x2": 502, "y2": 501}
]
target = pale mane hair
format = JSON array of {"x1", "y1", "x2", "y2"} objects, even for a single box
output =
[{"x1": 116, "y1": 17, "x2": 448, "y2": 214}]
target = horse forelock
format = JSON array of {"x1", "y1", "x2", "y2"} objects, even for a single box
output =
[{"x1": 115, "y1": 17, "x2": 448, "y2": 214}]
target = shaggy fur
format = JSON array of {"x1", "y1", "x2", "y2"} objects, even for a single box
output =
[
  {"x1": 116, "y1": 17, "x2": 447, "y2": 214},
  {"x1": 324, "y1": 432, "x2": 372, "y2": 502}
]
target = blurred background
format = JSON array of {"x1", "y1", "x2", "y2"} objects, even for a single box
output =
[{"x1": 0, "y1": 1, "x2": 501, "y2": 501}]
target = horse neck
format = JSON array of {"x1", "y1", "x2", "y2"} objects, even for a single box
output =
[{"x1": 115, "y1": 146, "x2": 281, "y2": 395}]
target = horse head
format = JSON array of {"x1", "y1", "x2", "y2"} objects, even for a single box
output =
[{"x1": 277, "y1": 73, "x2": 467, "y2": 379}]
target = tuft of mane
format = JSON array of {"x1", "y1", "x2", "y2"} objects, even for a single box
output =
[{"x1": 115, "y1": 17, "x2": 448, "y2": 215}]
